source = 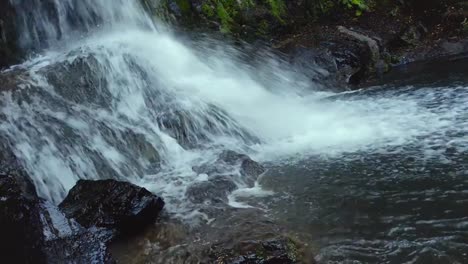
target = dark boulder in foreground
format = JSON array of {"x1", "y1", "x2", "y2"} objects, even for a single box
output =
[
  {"x1": 0, "y1": 173, "x2": 114, "y2": 263},
  {"x1": 0, "y1": 139, "x2": 164, "y2": 263},
  {"x1": 60, "y1": 179, "x2": 164, "y2": 233},
  {"x1": 0, "y1": 172, "x2": 47, "y2": 263}
]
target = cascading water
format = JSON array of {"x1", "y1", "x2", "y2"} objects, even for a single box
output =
[{"x1": 1, "y1": 0, "x2": 468, "y2": 242}]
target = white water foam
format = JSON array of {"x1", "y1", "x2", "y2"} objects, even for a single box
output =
[{"x1": 1, "y1": 0, "x2": 468, "y2": 217}]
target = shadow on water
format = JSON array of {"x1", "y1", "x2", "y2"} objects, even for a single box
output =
[{"x1": 373, "y1": 54, "x2": 468, "y2": 88}]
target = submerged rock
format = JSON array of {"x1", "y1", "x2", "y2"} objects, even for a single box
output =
[
  {"x1": 186, "y1": 176, "x2": 237, "y2": 204},
  {"x1": 218, "y1": 150, "x2": 265, "y2": 185},
  {"x1": 194, "y1": 150, "x2": 265, "y2": 185},
  {"x1": 59, "y1": 179, "x2": 164, "y2": 234},
  {"x1": 111, "y1": 207, "x2": 310, "y2": 264},
  {"x1": 211, "y1": 237, "x2": 301, "y2": 264},
  {"x1": 188, "y1": 150, "x2": 265, "y2": 205}
]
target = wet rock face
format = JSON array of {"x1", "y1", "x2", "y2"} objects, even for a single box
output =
[
  {"x1": 0, "y1": 173, "x2": 47, "y2": 263},
  {"x1": 0, "y1": 1, "x2": 20, "y2": 69},
  {"x1": 59, "y1": 179, "x2": 164, "y2": 233}
]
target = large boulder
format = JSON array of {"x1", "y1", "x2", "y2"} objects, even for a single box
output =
[
  {"x1": 59, "y1": 179, "x2": 164, "y2": 233},
  {"x1": 0, "y1": 173, "x2": 47, "y2": 263},
  {"x1": 0, "y1": 138, "x2": 167, "y2": 263},
  {"x1": 0, "y1": 171, "x2": 114, "y2": 263}
]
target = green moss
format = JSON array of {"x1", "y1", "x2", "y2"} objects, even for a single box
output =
[
  {"x1": 463, "y1": 18, "x2": 468, "y2": 32},
  {"x1": 202, "y1": 3, "x2": 215, "y2": 17},
  {"x1": 216, "y1": 2, "x2": 234, "y2": 33},
  {"x1": 175, "y1": 0, "x2": 191, "y2": 14},
  {"x1": 286, "y1": 238, "x2": 299, "y2": 261},
  {"x1": 239, "y1": 0, "x2": 256, "y2": 9},
  {"x1": 265, "y1": 0, "x2": 285, "y2": 20},
  {"x1": 257, "y1": 19, "x2": 269, "y2": 36}
]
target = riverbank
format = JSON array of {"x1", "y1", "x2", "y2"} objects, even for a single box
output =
[{"x1": 157, "y1": 0, "x2": 468, "y2": 88}]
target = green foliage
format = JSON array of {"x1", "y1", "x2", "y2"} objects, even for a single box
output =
[
  {"x1": 264, "y1": 0, "x2": 286, "y2": 20},
  {"x1": 216, "y1": 2, "x2": 234, "y2": 33},
  {"x1": 197, "y1": 0, "x2": 285, "y2": 33},
  {"x1": 175, "y1": 0, "x2": 191, "y2": 14},
  {"x1": 257, "y1": 19, "x2": 269, "y2": 36},
  {"x1": 239, "y1": 0, "x2": 256, "y2": 9},
  {"x1": 341, "y1": 0, "x2": 369, "y2": 16},
  {"x1": 462, "y1": 17, "x2": 468, "y2": 31},
  {"x1": 201, "y1": 3, "x2": 215, "y2": 17}
]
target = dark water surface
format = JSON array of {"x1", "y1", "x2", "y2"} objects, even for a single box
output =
[{"x1": 255, "y1": 59, "x2": 468, "y2": 263}]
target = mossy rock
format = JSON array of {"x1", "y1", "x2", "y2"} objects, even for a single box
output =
[{"x1": 155, "y1": 0, "x2": 290, "y2": 39}]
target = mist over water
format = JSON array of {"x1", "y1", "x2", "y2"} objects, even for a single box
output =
[{"x1": 1, "y1": 0, "x2": 468, "y2": 223}]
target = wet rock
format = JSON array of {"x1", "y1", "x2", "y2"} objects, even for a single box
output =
[
  {"x1": 0, "y1": 1, "x2": 20, "y2": 69},
  {"x1": 0, "y1": 172, "x2": 47, "y2": 263},
  {"x1": 189, "y1": 150, "x2": 265, "y2": 204},
  {"x1": 0, "y1": 146, "x2": 114, "y2": 264},
  {"x1": 440, "y1": 39, "x2": 467, "y2": 54},
  {"x1": 399, "y1": 23, "x2": 427, "y2": 46},
  {"x1": 211, "y1": 237, "x2": 301, "y2": 264},
  {"x1": 156, "y1": 0, "x2": 289, "y2": 39},
  {"x1": 43, "y1": 55, "x2": 112, "y2": 107},
  {"x1": 40, "y1": 202, "x2": 115, "y2": 264},
  {"x1": 186, "y1": 176, "x2": 237, "y2": 204},
  {"x1": 111, "y1": 207, "x2": 311, "y2": 264},
  {"x1": 204, "y1": 208, "x2": 307, "y2": 263},
  {"x1": 218, "y1": 150, "x2": 265, "y2": 185},
  {"x1": 59, "y1": 179, "x2": 164, "y2": 234},
  {"x1": 189, "y1": 150, "x2": 265, "y2": 206}
]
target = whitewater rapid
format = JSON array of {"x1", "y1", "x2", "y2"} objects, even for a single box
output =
[{"x1": 1, "y1": 0, "x2": 468, "y2": 218}]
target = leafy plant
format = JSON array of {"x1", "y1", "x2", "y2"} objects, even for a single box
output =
[{"x1": 341, "y1": 0, "x2": 369, "y2": 16}]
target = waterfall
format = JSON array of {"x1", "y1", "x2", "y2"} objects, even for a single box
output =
[{"x1": 1, "y1": 0, "x2": 468, "y2": 217}]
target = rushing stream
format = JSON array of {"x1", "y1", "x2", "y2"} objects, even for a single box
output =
[{"x1": 1, "y1": 0, "x2": 468, "y2": 263}]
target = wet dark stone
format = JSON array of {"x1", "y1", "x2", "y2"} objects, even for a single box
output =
[
  {"x1": 186, "y1": 176, "x2": 237, "y2": 204},
  {"x1": 0, "y1": 173, "x2": 47, "y2": 263},
  {"x1": 0, "y1": 1, "x2": 21, "y2": 69},
  {"x1": 59, "y1": 179, "x2": 164, "y2": 233},
  {"x1": 218, "y1": 150, "x2": 266, "y2": 186},
  {"x1": 43, "y1": 55, "x2": 112, "y2": 107},
  {"x1": 210, "y1": 237, "x2": 301, "y2": 264},
  {"x1": 0, "y1": 169, "x2": 114, "y2": 263},
  {"x1": 189, "y1": 150, "x2": 265, "y2": 206}
]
